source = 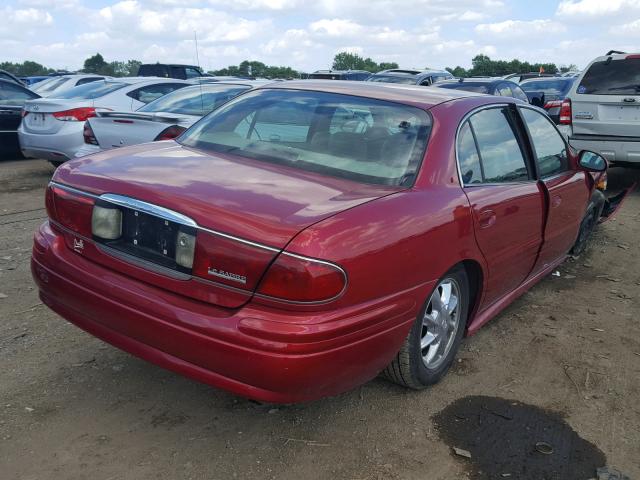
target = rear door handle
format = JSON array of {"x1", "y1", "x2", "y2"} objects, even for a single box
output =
[{"x1": 478, "y1": 210, "x2": 496, "y2": 229}]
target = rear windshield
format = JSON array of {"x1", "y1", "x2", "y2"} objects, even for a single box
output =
[
  {"x1": 54, "y1": 81, "x2": 127, "y2": 99},
  {"x1": 368, "y1": 75, "x2": 417, "y2": 85},
  {"x1": 520, "y1": 79, "x2": 574, "y2": 96},
  {"x1": 577, "y1": 58, "x2": 640, "y2": 95},
  {"x1": 138, "y1": 65, "x2": 168, "y2": 77},
  {"x1": 139, "y1": 84, "x2": 250, "y2": 115},
  {"x1": 179, "y1": 89, "x2": 431, "y2": 186},
  {"x1": 438, "y1": 84, "x2": 490, "y2": 94},
  {"x1": 308, "y1": 73, "x2": 344, "y2": 80},
  {"x1": 33, "y1": 77, "x2": 68, "y2": 93}
]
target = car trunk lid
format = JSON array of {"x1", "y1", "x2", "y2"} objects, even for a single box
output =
[
  {"x1": 22, "y1": 98, "x2": 94, "y2": 134},
  {"x1": 89, "y1": 111, "x2": 196, "y2": 149},
  {"x1": 51, "y1": 142, "x2": 400, "y2": 308}
]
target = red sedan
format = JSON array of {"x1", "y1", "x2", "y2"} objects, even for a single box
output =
[{"x1": 32, "y1": 81, "x2": 607, "y2": 403}]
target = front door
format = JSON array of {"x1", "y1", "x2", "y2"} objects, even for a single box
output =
[
  {"x1": 519, "y1": 106, "x2": 589, "y2": 271},
  {"x1": 457, "y1": 106, "x2": 545, "y2": 306}
]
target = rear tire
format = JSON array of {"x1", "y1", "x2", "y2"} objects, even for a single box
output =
[{"x1": 382, "y1": 265, "x2": 469, "y2": 389}]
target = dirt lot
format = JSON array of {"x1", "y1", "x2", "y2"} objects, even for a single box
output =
[{"x1": 1, "y1": 158, "x2": 639, "y2": 480}]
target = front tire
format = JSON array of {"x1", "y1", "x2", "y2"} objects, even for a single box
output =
[{"x1": 383, "y1": 265, "x2": 469, "y2": 389}]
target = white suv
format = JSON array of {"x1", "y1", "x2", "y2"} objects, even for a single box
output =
[{"x1": 564, "y1": 51, "x2": 640, "y2": 165}]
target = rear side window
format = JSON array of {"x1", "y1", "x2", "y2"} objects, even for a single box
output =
[
  {"x1": 459, "y1": 107, "x2": 529, "y2": 184},
  {"x1": 76, "y1": 77, "x2": 103, "y2": 86},
  {"x1": 457, "y1": 122, "x2": 483, "y2": 184},
  {"x1": 521, "y1": 108, "x2": 568, "y2": 177},
  {"x1": 128, "y1": 83, "x2": 186, "y2": 103},
  {"x1": 179, "y1": 89, "x2": 432, "y2": 186},
  {"x1": 0, "y1": 82, "x2": 38, "y2": 105},
  {"x1": 496, "y1": 84, "x2": 513, "y2": 97},
  {"x1": 577, "y1": 58, "x2": 640, "y2": 95}
]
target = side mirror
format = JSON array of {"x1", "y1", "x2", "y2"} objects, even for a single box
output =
[{"x1": 579, "y1": 150, "x2": 607, "y2": 172}]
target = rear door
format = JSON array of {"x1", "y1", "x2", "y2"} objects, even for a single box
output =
[
  {"x1": 519, "y1": 106, "x2": 589, "y2": 271},
  {"x1": 571, "y1": 56, "x2": 640, "y2": 137},
  {"x1": 458, "y1": 105, "x2": 545, "y2": 306}
]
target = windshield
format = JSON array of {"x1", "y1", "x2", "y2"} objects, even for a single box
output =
[
  {"x1": 438, "y1": 84, "x2": 490, "y2": 94},
  {"x1": 54, "y1": 81, "x2": 127, "y2": 99},
  {"x1": 33, "y1": 77, "x2": 68, "y2": 93},
  {"x1": 521, "y1": 79, "x2": 574, "y2": 96},
  {"x1": 179, "y1": 89, "x2": 431, "y2": 186},
  {"x1": 577, "y1": 58, "x2": 640, "y2": 95},
  {"x1": 368, "y1": 75, "x2": 418, "y2": 85},
  {"x1": 139, "y1": 84, "x2": 250, "y2": 115}
]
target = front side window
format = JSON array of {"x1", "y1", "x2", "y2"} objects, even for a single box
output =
[
  {"x1": 577, "y1": 58, "x2": 640, "y2": 95},
  {"x1": 520, "y1": 107, "x2": 568, "y2": 177},
  {"x1": 179, "y1": 89, "x2": 432, "y2": 186},
  {"x1": 467, "y1": 107, "x2": 529, "y2": 183}
]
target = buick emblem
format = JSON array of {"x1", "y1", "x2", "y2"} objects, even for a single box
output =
[{"x1": 73, "y1": 238, "x2": 84, "y2": 253}]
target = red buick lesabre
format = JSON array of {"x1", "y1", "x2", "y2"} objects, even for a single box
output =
[{"x1": 32, "y1": 81, "x2": 607, "y2": 403}]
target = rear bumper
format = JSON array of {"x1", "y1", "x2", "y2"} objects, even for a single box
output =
[
  {"x1": 569, "y1": 135, "x2": 640, "y2": 163},
  {"x1": 18, "y1": 125, "x2": 84, "y2": 163},
  {"x1": 32, "y1": 221, "x2": 419, "y2": 403}
]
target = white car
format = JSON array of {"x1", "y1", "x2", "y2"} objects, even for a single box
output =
[
  {"x1": 31, "y1": 75, "x2": 110, "y2": 98},
  {"x1": 18, "y1": 77, "x2": 189, "y2": 165},
  {"x1": 77, "y1": 81, "x2": 267, "y2": 157}
]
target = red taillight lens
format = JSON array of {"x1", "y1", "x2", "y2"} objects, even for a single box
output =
[
  {"x1": 257, "y1": 254, "x2": 346, "y2": 303},
  {"x1": 154, "y1": 125, "x2": 187, "y2": 141},
  {"x1": 48, "y1": 185, "x2": 94, "y2": 237},
  {"x1": 559, "y1": 98, "x2": 572, "y2": 125},
  {"x1": 21, "y1": 109, "x2": 29, "y2": 118},
  {"x1": 192, "y1": 232, "x2": 276, "y2": 290},
  {"x1": 544, "y1": 100, "x2": 562, "y2": 109},
  {"x1": 83, "y1": 121, "x2": 98, "y2": 145},
  {"x1": 53, "y1": 107, "x2": 97, "y2": 122}
]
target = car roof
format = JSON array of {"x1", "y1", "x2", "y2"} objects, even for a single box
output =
[
  {"x1": 520, "y1": 76, "x2": 575, "y2": 84},
  {"x1": 257, "y1": 79, "x2": 484, "y2": 109}
]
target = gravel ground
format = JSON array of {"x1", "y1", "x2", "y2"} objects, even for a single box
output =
[{"x1": 1, "y1": 158, "x2": 639, "y2": 480}]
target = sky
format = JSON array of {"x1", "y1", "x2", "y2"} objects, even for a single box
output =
[{"x1": 2, "y1": 0, "x2": 640, "y2": 73}]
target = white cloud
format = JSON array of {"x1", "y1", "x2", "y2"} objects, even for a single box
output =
[
  {"x1": 0, "y1": 6, "x2": 53, "y2": 38},
  {"x1": 476, "y1": 19, "x2": 566, "y2": 37},
  {"x1": 557, "y1": 0, "x2": 640, "y2": 17},
  {"x1": 610, "y1": 18, "x2": 640, "y2": 36}
]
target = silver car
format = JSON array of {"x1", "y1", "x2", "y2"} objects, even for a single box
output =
[
  {"x1": 76, "y1": 81, "x2": 267, "y2": 157},
  {"x1": 565, "y1": 51, "x2": 640, "y2": 164},
  {"x1": 31, "y1": 75, "x2": 110, "y2": 98},
  {"x1": 18, "y1": 77, "x2": 189, "y2": 166}
]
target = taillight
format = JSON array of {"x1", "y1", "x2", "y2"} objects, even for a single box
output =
[
  {"x1": 53, "y1": 107, "x2": 97, "y2": 122},
  {"x1": 83, "y1": 121, "x2": 98, "y2": 145},
  {"x1": 154, "y1": 125, "x2": 186, "y2": 141},
  {"x1": 192, "y1": 232, "x2": 276, "y2": 290},
  {"x1": 48, "y1": 184, "x2": 94, "y2": 237},
  {"x1": 257, "y1": 253, "x2": 346, "y2": 303},
  {"x1": 559, "y1": 98, "x2": 572, "y2": 125},
  {"x1": 544, "y1": 100, "x2": 562, "y2": 109},
  {"x1": 21, "y1": 109, "x2": 29, "y2": 118}
]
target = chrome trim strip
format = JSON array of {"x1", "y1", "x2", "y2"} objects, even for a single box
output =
[
  {"x1": 100, "y1": 193, "x2": 198, "y2": 227},
  {"x1": 198, "y1": 226, "x2": 280, "y2": 253},
  {"x1": 50, "y1": 181, "x2": 99, "y2": 199}
]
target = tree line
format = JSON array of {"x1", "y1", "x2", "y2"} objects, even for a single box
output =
[{"x1": 2, "y1": 52, "x2": 574, "y2": 79}]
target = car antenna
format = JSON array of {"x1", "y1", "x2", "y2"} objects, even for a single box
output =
[{"x1": 195, "y1": 30, "x2": 205, "y2": 116}]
